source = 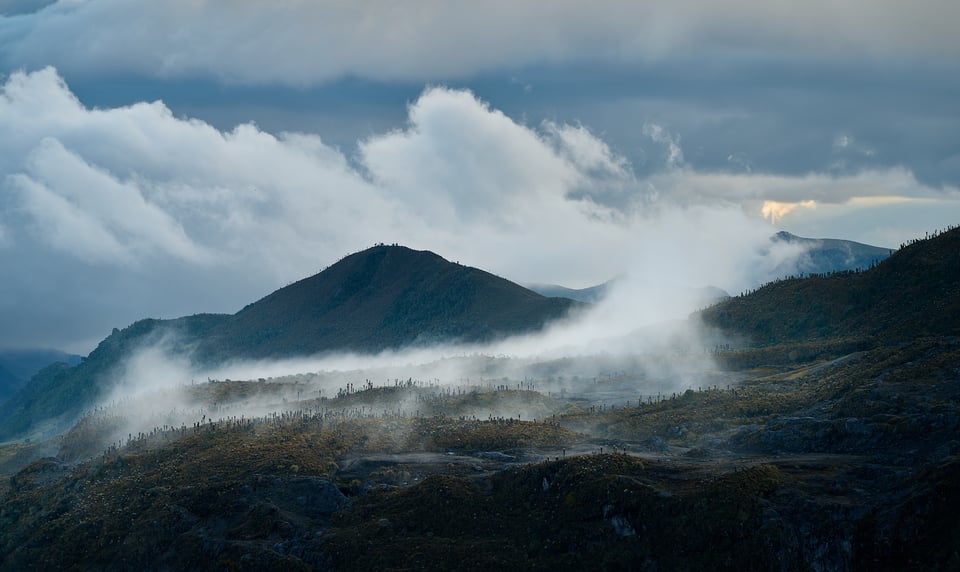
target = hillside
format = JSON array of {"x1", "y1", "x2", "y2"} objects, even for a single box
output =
[
  {"x1": 195, "y1": 245, "x2": 579, "y2": 361},
  {"x1": 0, "y1": 350, "x2": 83, "y2": 405},
  {"x1": 772, "y1": 231, "x2": 891, "y2": 275},
  {"x1": 701, "y1": 227, "x2": 960, "y2": 345},
  {"x1": 2, "y1": 233, "x2": 960, "y2": 570},
  {"x1": 0, "y1": 246, "x2": 577, "y2": 441},
  {"x1": 0, "y1": 365, "x2": 18, "y2": 403},
  {"x1": 0, "y1": 315, "x2": 228, "y2": 442}
]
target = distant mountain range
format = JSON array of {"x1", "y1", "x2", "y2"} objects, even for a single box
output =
[
  {"x1": 0, "y1": 246, "x2": 579, "y2": 441},
  {"x1": 529, "y1": 232, "x2": 890, "y2": 304},
  {"x1": 527, "y1": 281, "x2": 731, "y2": 306},
  {"x1": 0, "y1": 349, "x2": 81, "y2": 404},
  {"x1": 525, "y1": 282, "x2": 612, "y2": 303}
]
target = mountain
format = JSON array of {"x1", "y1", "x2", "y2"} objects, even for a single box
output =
[
  {"x1": 0, "y1": 364, "x2": 18, "y2": 403},
  {"x1": 771, "y1": 231, "x2": 891, "y2": 275},
  {"x1": 526, "y1": 282, "x2": 611, "y2": 303},
  {"x1": 195, "y1": 245, "x2": 579, "y2": 362},
  {"x1": 0, "y1": 315, "x2": 227, "y2": 442},
  {"x1": 0, "y1": 349, "x2": 82, "y2": 405},
  {"x1": 0, "y1": 246, "x2": 578, "y2": 441},
  {"x1": 3, "y1": 233, "x2": 960, "y2": 570},
  {"x1": 702, "y1": 227, "x2": 960, "y2": 345}
]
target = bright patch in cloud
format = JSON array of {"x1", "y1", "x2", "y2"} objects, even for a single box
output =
[{"x1": 761, "y1": 200, "x2": 817, "y2": 224}]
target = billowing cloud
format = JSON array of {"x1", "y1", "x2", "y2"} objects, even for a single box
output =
[
  {"x1": 10, "y1": 137, "x2": 209, "y2": 264},
  {"x1": 0, "y1": 1, "x2": 957, "y2": 85},
  {"x1": 0, "y1": 68, "x2": 956, "y2": 352}
]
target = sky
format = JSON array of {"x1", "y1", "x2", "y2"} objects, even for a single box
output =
[{"x1": 0, "y1": 0, "x2": 958, "y2": 354}]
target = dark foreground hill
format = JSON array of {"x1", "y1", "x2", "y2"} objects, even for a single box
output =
[
  {"x1": 702, "y1": 227, "x2": 960, "y2": 345},
  {"x1": 0, "y1": 246, "x2": 578, "y2": 441}
]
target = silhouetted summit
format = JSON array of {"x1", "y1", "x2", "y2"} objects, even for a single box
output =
[{"x1": 196, "y1": 245, "x2": 579, "y2": 360}]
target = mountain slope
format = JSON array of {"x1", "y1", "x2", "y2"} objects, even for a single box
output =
[
  {"x1": 0, "y1": 349, "x2": 83, "y2": 382},
  {"x1": 772, "y1": 231, "x2": 891, "y2": 275},
  {"x1": 0, "y1": 350, "x2": 82, "y2": 405},
  {"x1": 0, "y1": 246, "x2": 577, "y2": 441},
  {"x1": 702, "y1": 227, "x2": 960, "y2": 345},
  {"x1": 0, "y1": 364, "x2": 18, "y2": 403},
  {"x1": 0, "y1": 315, "x2": 228, "y2": 441},
  {"x1": 195, "y1": 245, "x2": 579, "y2": 361}
]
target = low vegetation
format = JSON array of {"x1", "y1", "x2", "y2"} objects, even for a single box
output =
[{"x1": 2, "y1": 229, "x2": 959, "y2": 569}]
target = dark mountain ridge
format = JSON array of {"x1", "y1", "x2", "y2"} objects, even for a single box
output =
[{"x1": 0, "y1": 246, "x2": 578, "y2": 441}]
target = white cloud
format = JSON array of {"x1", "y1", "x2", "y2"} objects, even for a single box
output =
[
  {"x1": 11, "y1": 137, "x2": 209, "y2": 265},
  {"x1": 9, "y1": 172, "x2": 131, "y2": 264},
  {"x1": 359, "y1": 87, "x2": 580, "y2": 226},
  {"x1": 1, "y1": 1, "x2": 956, "y2": 85},
  {"x1": 2, "y1": 67, "x2": 956, "y2": 351}
]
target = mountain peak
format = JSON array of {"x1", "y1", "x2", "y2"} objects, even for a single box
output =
[{"x1": 196, "y1": 244, "x2": 577, "y2": 361}]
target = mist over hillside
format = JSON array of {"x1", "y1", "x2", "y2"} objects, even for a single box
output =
[
  {"x1": 2, "y1": 229, "x2": 959, "y2": 570},
  {"x1": 0, "y1": 245, "x2": 585, "y2": 441},
  {"x1": 702, "y1": 227, "x2": 959, "y2": 345},
  {"x1": 2, "y1": 1, "x2": 957, "y2": 567},
  {"x1": 527, "y1": 231, "x2": 888, "y2": 305}
]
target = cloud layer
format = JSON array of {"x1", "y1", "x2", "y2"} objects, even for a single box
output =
[
  {"x1": 2, "y1": 1, "x2": 957, "y2": 85},
  {"x1": 0, "y1": 68, "x2": 955, "y2": 352}
]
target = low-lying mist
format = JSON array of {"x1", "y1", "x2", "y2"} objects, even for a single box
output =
[{"x1": 81, "y1": 270, "x2": 762, "y2": 457}]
